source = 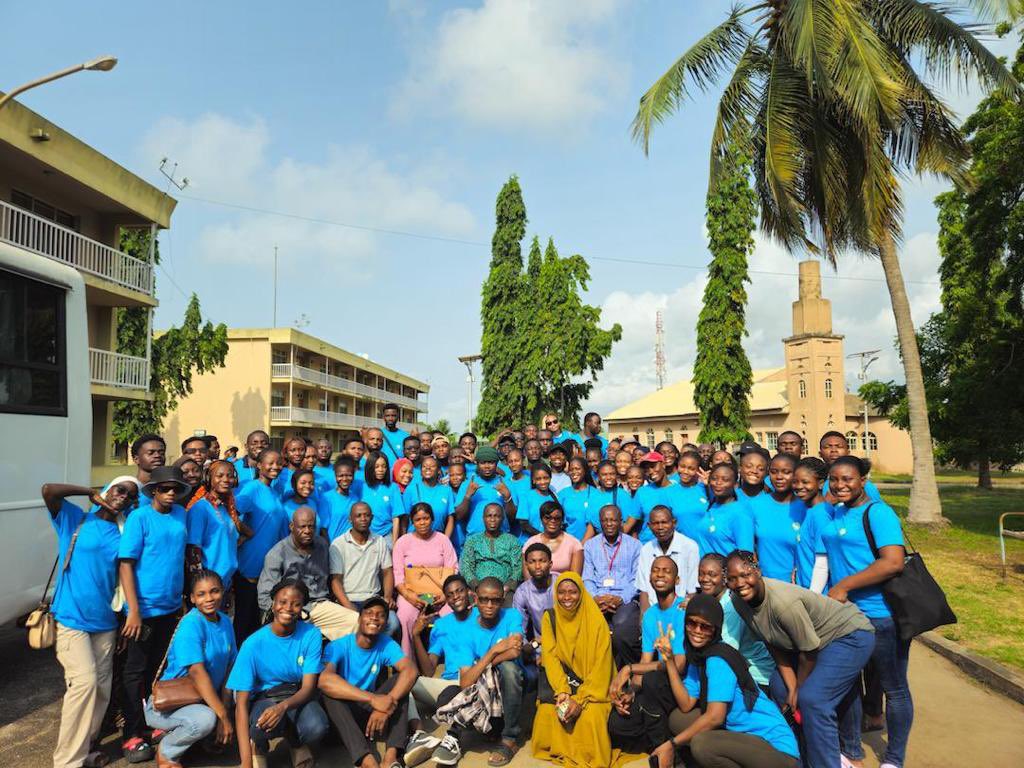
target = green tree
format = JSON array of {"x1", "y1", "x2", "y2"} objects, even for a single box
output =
[
  {"x1": 693, "y1": 143, "x2": 756, "y2": 446},
  {"x1": 112, "y1": 229, "x2": 228, "y2": 445},
  {"x1": 476, "y1": 176, "x2": 528, "y2": 435},
  {"x1": 631, "y1": 1, "x2": 1019, "y2": 523}
]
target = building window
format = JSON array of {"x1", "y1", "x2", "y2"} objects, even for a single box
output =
[
  {"x1": 756, "y1": 431, "x2": 763, "y2": 444},
  {"x1": 801, "y1": 438, "x2": 809, "y2": 454},
  {"x1": 862, "y1": 431, "x2": 878, "y2": 452},
  {"x1": 297, "y1": 390, "x2": 307, "y2": 408},
  {"x1": 0, "y1": 269, "x2": 66, "y2": 416},
  {"x1": 272, "y1": 348, "x2": 288, "y2": 364},
  {"x1": 645, "y1": 428, "x2": 655, "y2": 449},
  {"x1": 824, "y1": 378, "x2": 833, "y2": 399},
  {"x1": 271, "y1": 389, "x2": 285, "y2": 407},
  {"x1": 664, "y1": 427, "x2": 673, "y2": 445},
  {"x1": 798, "y1": 379, "x2": 807, "y2": 399},
  {"x1": 11, "y1": 189, "x2": 78, "y2": 231},
  {"x1": 845, "y1": 431, "x2": 859, "y2": 451},
  {"x1": 765, "y1": 432, "x2": 779, "y2": 450}
]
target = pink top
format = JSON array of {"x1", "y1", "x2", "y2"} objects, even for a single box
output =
[
  {"x1": 524, "y1": 533, "x2": 583, "y2": 577},
  {"x1": 392, "y1": 531, "x2": 458, "y2": 586}
]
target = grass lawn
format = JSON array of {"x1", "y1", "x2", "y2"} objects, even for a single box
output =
[
  {"x1": 873, "y1": 469, "x2": 1024, "y2": 486},
  {"x1": 884, "y1": 486, "x2": 1024, "y2": 671}
]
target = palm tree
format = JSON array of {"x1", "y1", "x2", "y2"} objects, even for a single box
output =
[{"x1": 633, "y1": 0, "x2": 1020, "y2": 523}]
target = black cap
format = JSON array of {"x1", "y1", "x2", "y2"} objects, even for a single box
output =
[
  {"x1": 359, "y1": 596, "x2": 389, "y2": 615},
  {"x1": 547, "y1": 442, "x2": 571, "y2": 458},
  {"x1": 497, "y1": 434, "x2": 516, "y2": 446},
  {"x1": 583, "y1": 438, "x2": 604, "y2": 451},
  {"x1": 142, "y1": 465, "x2": 190, "y2": 500},
  {"x1": 735, "y1": 441, "x2": 769, "y2": 458}
]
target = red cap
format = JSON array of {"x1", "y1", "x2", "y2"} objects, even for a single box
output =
[{"x1": 639, "y1": 451, "x2": 665, "y2": 464}]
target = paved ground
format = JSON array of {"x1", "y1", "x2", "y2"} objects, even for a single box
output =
[{"x1": 2, "y1": 624, "x2": 1023, "y2": 767}]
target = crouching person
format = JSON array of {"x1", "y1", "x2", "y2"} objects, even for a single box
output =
[{"x1": 320, "y1": 597, "x2": 418, "y2": 768}]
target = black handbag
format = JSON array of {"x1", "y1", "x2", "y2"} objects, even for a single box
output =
[
  {"x1": 536, "y1": 609, "x2": 582, "y2": 704},
  {"x1": 862, "y1": 504, "x2": 956, "y2": 642}
]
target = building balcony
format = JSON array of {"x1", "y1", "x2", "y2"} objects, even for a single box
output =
[
  {"x1": 0, "y1": 199, "x2": 155, "y2": 303},
  {"x1": 270, "y1": 405, "x2": 416, "y2": 433},
  {"x1": 89, "y1": 347, "x2": 152, "y2": 400},
  {"x1": 270, "y1": 362, "x2": 426, "y2": 412}
]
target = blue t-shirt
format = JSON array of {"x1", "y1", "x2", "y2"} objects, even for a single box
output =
[
  {"x1": 187, "y1": 498, "x2": 240, "y2": 586},
  {"x1": 587, "y1": 486, "x2": 640, "y2": 530},
  {"x1": 51, "y1": 501, "x2": 121, "y2": 633},
  {"x1": 466, "y1": 608, "x2": 522, "y2": 663},
  {"x1": 641, "y1": 596, "x2": 687, "y2": 657},
  {"x1": 118, "y1": 502, "x2": 188, "y2": 618},
  {"x1": 664, "y1": 482, "x2": 710, "y2": 540},
  {"x1": 428, "y1": 609, "x2": 478, "y2": 680},
  {"x1": 631, "y1": 484, "x2": 674, "y2": 543},
  {"x1": 556, "y1": 485, "x2": 594, "y2": 540},
  {"x1": 751, "y1": 495, "x2": 807, "y2": 582},
  {"x1": 405, "y1": 480, "x2": 454, "y2": 533},
  {"x1": 235, "y1": 481, "x2": 289, "y2": 579},
  {"x1": 284, "y1": 495, "x2": 319, "y2": 529},
  {"x1": 823, "y1": 477, "x2": 883, "y2": 503},
  {"x1": 272, "y1": 467, "x2": 298, "y2": 501},
  {"x1": 684, "y1": 658, "x2": 799, "y2": 759},
  {"x1": 693, "y1": 501, "x2": 755, "y2": 559},
  {"x1": 323, "y1": 633, "x2": 404, "y2": 691},
  {"x1": 380, "y1": 427, "x2": 411, "y2": 465},
  {"x1": 362, "y1": 483, "x2": 404, "y2": 537},
  {"x1": 312, "y1": 464, "x2": 336, "y2": 495},
  {"x1": 816, "y1": 500, "x2": 903, "y2": 618},
  {"x1": 454, "y1": 474, "x2": 508, "y2": 538},
  {"x1": 796, "y1": 501, "x2": 834, "y2": 590},
  {"x1": 161, "y1": 608, "x2": 237, "y2": 690},
  {"x1": 232, "y1": 457, "x2": 259, "y2": 486},
  {"x1": 227, "y1": 620, "x2": 323, "y2": 693},
  {"x1": 320, "y1": 489, "x2": 362, "y2": 540},
  {"x1": 514, "y1": 488, "x2": 559, "y2": 540}
]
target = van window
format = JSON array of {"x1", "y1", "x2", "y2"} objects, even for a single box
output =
[{"x1": 0, "y1": 269, "x2": 66, "y2": 415}]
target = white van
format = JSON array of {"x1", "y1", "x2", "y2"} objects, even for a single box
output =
[{"x1": 0, "y1": 241, "x2": 90, "y2": 624}]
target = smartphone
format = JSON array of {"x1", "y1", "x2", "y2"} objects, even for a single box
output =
[{"x1": 138, "y1": 623, "x2": 153, "y2": 642}]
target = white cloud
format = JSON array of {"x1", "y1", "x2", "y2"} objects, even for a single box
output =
[
  {"x1": 393, "y1": 0, "x2": 625, "y2": 132},
  {"x1": 585, "y1": 231, "x2": 943, "y2": 417},
  {"x1": 139, "y1": 113, "x2": 475, "y2": 273}
]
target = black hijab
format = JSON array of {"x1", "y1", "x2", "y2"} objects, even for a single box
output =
[{"x1": 684, "y1": 593, "x2": 760, "y2": 713}]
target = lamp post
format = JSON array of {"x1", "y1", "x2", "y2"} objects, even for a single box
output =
[
  {"x1": 458, "y1": 354, "x2": 482, "y2": 433},
  {"x1": 0, "y1": 56, "x2": 118, "y2": 111},
  {"x1": 848, "y1": 349, "x2": 880, "y2": 458}
]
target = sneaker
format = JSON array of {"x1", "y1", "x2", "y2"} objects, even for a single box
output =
[
  {"x1": 406, "y1": 730, "x2": 442, "y2": 766},
  {"x1": 430, "y1": 734, "x2": 462, "y2": 766},
  {"x1": 122, "y1": 737, "x2": 154, "y2": 764}
]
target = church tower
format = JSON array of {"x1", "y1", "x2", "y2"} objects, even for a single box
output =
[{"x1": 782, "y1": 261, "x2": 846, "y2": 448}]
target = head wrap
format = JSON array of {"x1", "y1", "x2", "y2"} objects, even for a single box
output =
[
  {"x1": 475, "y1": 445, "x2": 499, "y2": 462},
  {"x1": 392, "y1": 457, "x2": 413, "y2": 490},
  {"x1": 684, "y1": 593, "x2": 760, "y2": 713},
  {"x1": 544, "y1": 572, "x2": 615, "y2": 705}
]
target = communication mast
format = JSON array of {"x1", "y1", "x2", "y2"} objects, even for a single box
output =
[{"x1": 655, "y1": 310, "x2": 667, "y2": 390}]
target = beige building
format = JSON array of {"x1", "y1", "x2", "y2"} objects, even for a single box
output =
[
  {"x1": 0, "y1": 95, "x2": 176, "y2": 485},
  {"x1": 606, "y1": 261, "x2": 913, "y2": 473},
  {"x1": 163, "y1": 328, "x2": 429, "y2": 454}
]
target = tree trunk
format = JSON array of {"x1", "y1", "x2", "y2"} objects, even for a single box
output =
[
  {"x1": 977, "y1": 454, "x2": 993, "y2": 490},
  {"x1": 878, "y1": 235, "x2": 945, "y2": 524}
]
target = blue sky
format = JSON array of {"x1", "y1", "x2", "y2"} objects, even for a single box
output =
[{"x1": 3, "y1": 1, "x2": 1013, "y2": 430}]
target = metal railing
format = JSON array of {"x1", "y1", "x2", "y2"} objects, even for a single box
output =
[
  {"x1": 0, "y1": 200, "x2": 154, "y2": 295},
  {"x1": 89, "y1": 347, "x2": 150, "y2": 390},
  {"x1": 269, "y1": 405, "x2": 416, "y2": 432},
  {"x1": 270, "y1": 362, "x2": 425, "y2": 411}
]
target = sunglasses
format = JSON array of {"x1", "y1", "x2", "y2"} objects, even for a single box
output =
[
  {"x1": 476, "y1": 596, "x2": 503, "y2": 605},
  {"x1": 685, "y1": 617, "x2": 716, "y2": 633},
  {"x1": 153, "y1": 484, "x2": 180, "y2": 495},
  {"x1": 545, "y1": 420, "x2": 558, "y2": 426}
]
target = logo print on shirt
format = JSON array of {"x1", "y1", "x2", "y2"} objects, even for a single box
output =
[{"x1": 297, "y1": 655, "x2": 305, "y2": 666}]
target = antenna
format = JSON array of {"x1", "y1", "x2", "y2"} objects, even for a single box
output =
[
  {"x1": 655, "y1": 310, "x2": 667, "y2": 390},
  {"x1": 158, "y1": 158, "x2": 189, "y2": 191},
  {"x1": 293, "y1": 313, "x2": 310, "y2": 330}
]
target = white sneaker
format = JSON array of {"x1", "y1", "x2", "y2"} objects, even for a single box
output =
[
  {"x1": 430, "y1": 734, "x2": 462, "y2": 766},
  {"x1": 405, "y1": 729, "x2": 442, "y2": 766}
]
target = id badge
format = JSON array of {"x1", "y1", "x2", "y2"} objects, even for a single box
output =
[{"x1": 603, "y1": 577, "x2": 615, "y2": 587}]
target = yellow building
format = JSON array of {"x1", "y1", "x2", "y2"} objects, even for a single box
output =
[
  {"x1": 0, "y1": 95, "x2": 176, "y2": 485},
  {"x1": 163, "y1": 328, "x2": 429, "y2": 454},
  {"x1": 605, "y1": 261, "x2": 913, "y2": 473}
]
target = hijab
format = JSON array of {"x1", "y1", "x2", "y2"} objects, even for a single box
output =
[
  {"x1": 684, "y1": 593, "x2": 760, "y2": 713},
  {"x1": 392, "y1": 458, "x2": 413, "y2": 492},
  {"x1": 547, "y1": 572, "x2": 616, "y2": 705}
]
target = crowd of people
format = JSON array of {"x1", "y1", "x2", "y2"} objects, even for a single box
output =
[{"x1": 45, "y1": 404, "x2": 913, "y2": 768}]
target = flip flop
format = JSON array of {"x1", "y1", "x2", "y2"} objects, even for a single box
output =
[{"x1": 488, "y1": 741, "x2": 517, "y2": 766}]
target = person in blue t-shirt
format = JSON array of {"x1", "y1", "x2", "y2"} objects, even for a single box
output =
[
  {"x1": 378, "y1": 403, "x2": 411, "y2": 465},
  {"x1": 736, "y1": 446, "x2": 770, "y2": 517},
  {"x1": 402, "y1": 434, "x2": 424, "y2": 482},
  {"x1": 580, "y1": 411, "x2": 609, "y2": 456},
  {"x1": 228, "y1": 578, "x2": 328, "y2": 768},
  {"x1": 405, "y1": 456, "x2": 454, "y2": 537},
  {"x1": 515, "y1": 463, "x2": 560, "y2": 539},
  {"x1": 791, "y1": 457, "x2": 833, "y2": 590},
  {"x1": 751, "y1": 453, "x2": 807, "y2": 582},
  {"x1": 187, "y1": 459, "x2": 251, "y2": 588},
  {"x1": 693, "y1": 463, "x2": 754, "y2": 558},
  {"x1": 312, "y1": 438, "x2": 336, "y2": 492},
  {"x1": 556, "y1": 457, "x2": 596, "y2": 540},
  {"x1": 44, "y1": 479, "x2": 138, "y2": 768},
  {"x1": 820, "y1": 455, "x2": 912, "y2": 768},
  {"x1": 819, "y1": 431, "x2": 884, "y2": 502},
  {"x1": 284, "y1": 469, "x2": 320, "y2": 533},
  {"x1": 117, "y1": 465, "x2": 191, "y2": 762},
  {"x1": 272, "y1": 437, "x2": 307, "y2": 502},
  {"x1": 362, "y1": 451, "x2": 405, "y2": 543},
  {"x1": 586, "y1": 461, "x2": 640, "y2": 537},
  {"x1": 319, "y1": 597, "x2": 418, "y2": 768},
  {"x1": 145, "y1": 570, "x2": 238, "y2": 766},
  {"x1": 320, "y1": 456, "x2": 362, "y2": 540},
  {"x1": 542, "y1": 412, "x2": 583, "y2": 451},
  {"x1": 233, "y1": 429, "x2": 270, "y2": 487},
  {"x1": 664, "y1": 451, "x2": 710, "y2": 539},
  {"x1": 453, "y1": 446, "x2": 515, "y2": 547}
]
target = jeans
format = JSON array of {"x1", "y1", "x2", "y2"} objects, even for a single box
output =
[
  {"x1": 144, "y1": 700, "x2": 218, "y2": 760},
  {"x1": 867, "y1": 616, "x2": 914, "y2": 767},
  {"x1": 435, "y1": 661, "x2": 523, "y2": 742},
  {"x1": 248, "y1": 697, "x2": 329, "y2": 752},
  {"x1": 779, "y1": 628, "x2": 875, "y2": 768},
  {"x1": 121, "y1": 612, "x2": 178, "y2": 740}
]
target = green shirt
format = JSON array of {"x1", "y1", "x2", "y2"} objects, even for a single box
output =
[{"x1": 460, "y1": 532, "x2": 522, "y2": 586}]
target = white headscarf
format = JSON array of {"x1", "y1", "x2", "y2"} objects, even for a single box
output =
[{"x1": 103, "y1": 475, "x2": 140, "y2": 612}]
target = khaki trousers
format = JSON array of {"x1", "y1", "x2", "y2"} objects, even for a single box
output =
[
  {"x1": 306, "y1": 599, "x2": 358, "y2": 640},
  {"x1": 53, "y1": 624, "x2": 116, "y2": 768}
]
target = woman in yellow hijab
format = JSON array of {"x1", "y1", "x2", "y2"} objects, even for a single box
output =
[{"x1": 532, "y1": 571, "x2": 638, "y2": 768}]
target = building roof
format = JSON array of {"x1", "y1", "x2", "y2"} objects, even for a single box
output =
[{"x1": 606, "y1": 368, "x2": 789, "y2": 422}]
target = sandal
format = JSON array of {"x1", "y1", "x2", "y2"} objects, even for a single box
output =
[
  {"x1": 290, "y1": 744, "x2": 315, "y2": 768},
  {"x1": 488, "y1": 741, "x2": 517, "y2": 766},
  {"x1": 82, "y1": 751, "x2": 110, "y2": 768}
]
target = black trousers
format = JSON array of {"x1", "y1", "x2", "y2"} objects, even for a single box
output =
[
  {"x1": 690, "y1": 731, "x2": 799, "y2": 768},
  {"x1": 608, "y1": 670, "x2": 678, "y2": 753},
  {"x1": 121, "y1": 611, "x2": 177, "y2": 739},
  {"x1": 233, "y1": 574, "x2": 261, "y2": 647},
  {"x1": 323, "y1": 675, "x2": 409, "y2": 765},
  {"x1": 862, "y1": 659, "x2": 884, "y2": 718}
]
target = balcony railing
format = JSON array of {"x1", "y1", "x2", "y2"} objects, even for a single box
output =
[
  {"x1": 0, "y1": 200, "x2": 155, "y2": 296},
  {"x1": 270, "y1": 363, "x2": 425, "y2": 411},
  {"x1": 89, "y1": 348, "x2": 150, "y2": 390},
  {"x1": 270, "y1": 406, "x2": 416, "y2": 432}
]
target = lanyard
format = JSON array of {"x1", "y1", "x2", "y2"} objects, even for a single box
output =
[{"x1": 603, "y1": 537, "x2": 622, "y2": 574}]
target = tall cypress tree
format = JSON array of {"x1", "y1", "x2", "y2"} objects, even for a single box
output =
[
  {"x1": 476, "y1": 176, "x2": 527, "y2": 434},
  {"x1": 693, "y1": 144, "x2": 755, "y2": 446}
]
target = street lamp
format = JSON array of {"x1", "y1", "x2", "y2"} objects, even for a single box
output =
[
  {"x1": 458, "y1": 354, "x2": 482, "y2": 433},
  {"x1": 848, "y1": 349, "x2": 881, "y2": 458},
  {"x1": 0, "y1": 55, "x2": 118, "y2": 111}
]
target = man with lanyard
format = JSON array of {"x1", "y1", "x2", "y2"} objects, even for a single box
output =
[
  {"x1": 233, "y1": 430, "x2": 270, "y2": 486},
  {"x1": 582, "y1": 505, "x2": 642, "y2": 666},
  {"x1": 580, "y1": 411, "x2": 609, "y2": 457},
  {"x1": 379, "y1": 403, "x2": 410, "y2": 465}
]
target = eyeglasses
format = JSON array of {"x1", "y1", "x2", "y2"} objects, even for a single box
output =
[
  {"x1": 685, "y1": 618, "x2": 715, "y2": 633},
  {"x1": 477, "y1": 596, "x2": 503, "y2": 605},
  {"x1": 153, "y1": 484, "x2": 180, "y2": 494}
]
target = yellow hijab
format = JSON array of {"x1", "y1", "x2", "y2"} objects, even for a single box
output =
[{"x1": 549, "y1": 571, "x2": 616, "y2": 704}]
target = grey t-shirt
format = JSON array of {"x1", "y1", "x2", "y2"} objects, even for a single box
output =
[
  {"x1": 329, "y1": 531, "x2": 392, "y2": 602},
  {"x1": 746, "y1": 578, "x2": 873, "y2": 652}
]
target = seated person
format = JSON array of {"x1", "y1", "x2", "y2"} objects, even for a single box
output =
[
  {"x1": 228, "y1": 579, "x2": 328, "y2": 768},
  {"x1": 319, "y1": 598, "x2": 418, "y2": 768},
  {"x1": 582, "y1": 504, "x2": 642, "y2": 666},
  {"x1": 512, "y1": 543, "x2": 554, "y2": 686},
  {"x1": 328, "y1": 502, "x2": 400, "y2": 638},
  {"x1": 635, "y1": 506, "x2": 698, "y2": 613},
  {"x1": 459, "y1": 503, "x2": 522, "y2": 598},
  {"x1": 257, "y1": 506, "x2": 357, "y2": 640}
]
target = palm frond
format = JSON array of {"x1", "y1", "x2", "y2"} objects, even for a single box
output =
[
  {"x1": 632, "y1": 5, "x2": 752, "y2": 154},
  {"x1": 779, "y1": 0, "x2": 839, "y2": 93},
  {"x1": 709, "y1": 38, "x2": 768, "y2": 188},
  {"x1": 964, "y1": 0, "x2": 1024, "y2": 22}
]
